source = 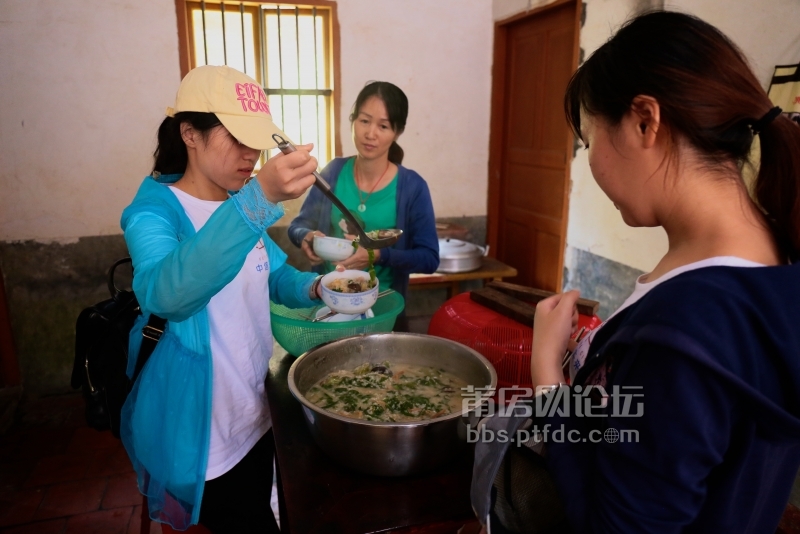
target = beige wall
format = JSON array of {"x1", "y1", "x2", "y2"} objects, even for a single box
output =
[
  {"x1": 337, "y1": 0, "x2": 494, "y2": 220},
  {"x1": 565, "y1": 0, "x2": 669, "y2": 272},
  {"x1": 495, "y1": 0, "x2": 800, "y2": 272},
  {"x1": 0, "y1": 0, "x2": 493, "y2": 243},
  {"x1": 494, "y1": 0, "x2": 560, "y2": 21},
  {"x1": 2, "y1": 0, "x2": 796, "y2": 255},
  {"x1": 0, "y1": 0, "x2": 181, "y2": 243}
]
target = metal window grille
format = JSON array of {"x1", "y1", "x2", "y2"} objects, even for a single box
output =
[{"x1": 186, "y1": 1, "x2": 334, "y2": 166}]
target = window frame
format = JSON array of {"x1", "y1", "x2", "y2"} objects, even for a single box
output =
[{"x1": 174, "y1": 0, "x2": 342, "y2": 158}]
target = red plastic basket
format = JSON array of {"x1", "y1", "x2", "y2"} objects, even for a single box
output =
[{"x1": 427, "y1": 293, "x2": 602, "y2": 390}]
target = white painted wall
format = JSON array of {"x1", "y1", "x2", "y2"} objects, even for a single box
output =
[
  {"x1": 0, "y1": 0, "x2": 493, "y2": 243},
  {"x1": 563, "y1": 0, "x2": 669, "y2": 272},
  {"x1": 669, "y1": 0, "x2": 800, "y2": 89},
  {"x1": 494, "y1": 0, "x2": 559, "y2": 21},
  {"x1": 495, "y1": 0, "x2": 800, "y2": 272},
  {"x1": 336, "y1": 0, "x2": 493, "y2": 219},
  {"x1": 0, "y1": 0, "x2": 181, "y2": 242},
  {"x1": 3, "y1": 0, "x2": 794, "y2": 249}
]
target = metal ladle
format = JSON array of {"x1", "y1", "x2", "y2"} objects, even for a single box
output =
[{"x1": 272, "y1": 134, "x2": 402, "y2": 249}]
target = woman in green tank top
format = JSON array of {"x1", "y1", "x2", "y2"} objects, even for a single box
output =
[{"x1": 289, "y1": 82, "x2": 440, "y2": 329}]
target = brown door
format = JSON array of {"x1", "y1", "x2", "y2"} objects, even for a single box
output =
[{"x1": 487, "y1": 0, "x2": 580, "y2": 292}]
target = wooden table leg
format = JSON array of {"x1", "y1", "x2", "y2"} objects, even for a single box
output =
[{"x1": 448, "y1": 281, "x2": 460, "y2": 299}]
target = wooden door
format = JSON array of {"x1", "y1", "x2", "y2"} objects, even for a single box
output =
[{"x1": 487, "y1": 0, "x2": 580, "y2": 292}]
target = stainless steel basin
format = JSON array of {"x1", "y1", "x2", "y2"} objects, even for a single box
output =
[{"x1": 287, "y1": 332, "x2": 497, "y2": 476}]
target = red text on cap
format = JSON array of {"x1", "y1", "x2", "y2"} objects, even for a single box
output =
[{"x1": 235, "y1": 83, "x2": 270, "y2": 114}]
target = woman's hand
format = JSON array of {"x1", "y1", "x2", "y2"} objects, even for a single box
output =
[
  {"x1": 531, "y1": 290, "x2": 580, "y2": 388},
  {"x1": 257, "y1": 143, "x2": 317, "y2": 203},
  {"x1": 301, "y1": 230, "x2": 325, "y2": 266},
  {"x1": 336, "y1": 235, "x2": 380, "y2": 270}
]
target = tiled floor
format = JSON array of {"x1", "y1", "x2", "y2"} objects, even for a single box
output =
[
  {"x1": 2, "y1": 391, "x2": 800, "y2": 534},
  {"x1": 0, "y1": 392, "x2": 160, "y2": 534}
]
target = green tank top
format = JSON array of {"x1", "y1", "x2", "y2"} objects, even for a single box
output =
[{"x1": 329, "y1": 158, "x2": 397, "y2": 290}]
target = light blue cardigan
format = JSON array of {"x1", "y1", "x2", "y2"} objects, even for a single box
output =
[{"x1": 120, "y1": 174, "x2": 317, "y2": 529}]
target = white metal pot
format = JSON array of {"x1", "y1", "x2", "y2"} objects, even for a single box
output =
[{"x1": 437, "y1": 238, "x2": 488, "y2": 273}]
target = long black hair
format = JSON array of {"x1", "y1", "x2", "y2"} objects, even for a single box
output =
[
  {"x1": 152, "y1": 112, "x2": 222, "y2": 175},
  {"x1": 564, "y1": 11, "x2": 800, "y2": 260},
  {"x1": 349, "y1": 81, "x2": 409, "y2": 165}
]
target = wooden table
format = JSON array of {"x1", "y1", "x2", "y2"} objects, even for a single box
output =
[
  {"x1": 266, "y1": 351, "x2": 479, "y2": 534},
  {"x1": 409, "y1": 257, "x2": 518, "y2": 299}
]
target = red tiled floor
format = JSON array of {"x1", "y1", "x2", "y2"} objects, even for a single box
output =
[
  {"x1": 102, "y1": 472, "x2": 142, "y2": 510},
  {"x1": 128, "y1": 505, "x2": 163, "y2": 534},
  {"x1": 0, "y1": 487, "x2": 44, "y2": 527},
  {"x1": 0, "y1": 518, "x2": 66, "y2": 534},
  {"x1": 85, "y1": 446, "x2": 134, "y2": 479},
  {"x1": 0, "y1": 460, "x2": 35, "y2": 491},
  {"x1": 34, "y1": 477, "x2": 107, "y2": 521},
  {"x1": 67, "y1": 426, "x2": 123, "y2": 455},
  {"x1": 23, "y1": 453, "x2": 91, "y2": 488},
  {"x1": 64, "y1": 507, "x2": 133, "y2": 534},
  {"x1": 7, "y1": 428, "x2": 71, "y2": 461}
]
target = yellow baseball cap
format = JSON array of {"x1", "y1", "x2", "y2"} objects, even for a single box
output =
[{"x1": 166, "y1": 65, "x2": 289, "y2": 150}]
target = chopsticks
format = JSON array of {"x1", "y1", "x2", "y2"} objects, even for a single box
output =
[{"x1": 562, "y1": 326, "x2": 588, "y2": 371}]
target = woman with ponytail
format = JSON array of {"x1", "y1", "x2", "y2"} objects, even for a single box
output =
[
  {"x1": 289, "y1": 82, "x2": 439, "y2": 329},
  {"x1": 489, "y1": 10, "x2": 800, "y2": 534},
  {"x1": 121, "y1": 66, "x2": 322, "y2": 532}
]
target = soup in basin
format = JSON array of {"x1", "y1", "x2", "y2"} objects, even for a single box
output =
[{"x1": 305, "y1": 362, "x2": 468, "y2": 422}]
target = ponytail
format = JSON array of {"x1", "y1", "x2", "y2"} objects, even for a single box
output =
[
  {"x1": 753, "y1": 114, "x2": 800, "y2": 260},
  {"x1": 388, "y1": 141, "x2": 404, "y2": 165},
  {"x1": 563, "y1": 11, "x2": 800, "y2": 261},
  {"x1": 152, "y1": 112, "x2": 221, "y2": 175}
]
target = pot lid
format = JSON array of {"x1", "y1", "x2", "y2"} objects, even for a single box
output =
[{"x1": 438, "y1": 238, "x2": 483, "y2": 259}]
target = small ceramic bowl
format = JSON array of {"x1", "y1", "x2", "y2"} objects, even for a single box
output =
[
  {"x1": 314, "y1": 306, "x2": 375, "y2": 323},
  {"x1": 313, "y1": 236, "x2": 355, "y2": 263},
  {"x1": 320, "y1": 270, "x2": 379, "y2": 314}
]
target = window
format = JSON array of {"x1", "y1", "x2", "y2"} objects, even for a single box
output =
[{"x1": 175, "y1": 1, "x2": 341, "y2": 165}]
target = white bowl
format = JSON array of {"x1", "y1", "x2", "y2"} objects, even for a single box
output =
[
  {"x1": 313, "y1": 236, "x2": 355, "y2": 263},
  {"x1": 314, "y1": 306, "x2": 375, "y2": 323},
  {"x1": 320, "y1": 270, "x2": 379, "y2": 314}
]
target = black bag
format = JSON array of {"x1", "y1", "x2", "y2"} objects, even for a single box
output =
[{"x1": 71, "y1": 258, "x2": 166, "y2": 438}]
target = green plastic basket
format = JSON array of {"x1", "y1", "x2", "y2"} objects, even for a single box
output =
[{"x1": 270, "y1": 292, "x2": 405, "y2": 356}]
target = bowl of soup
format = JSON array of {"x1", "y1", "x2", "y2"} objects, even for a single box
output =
[
  {"x1": 320, "y1": 269, "x2": 378, "y2": 314},
  {"x1": 287, "y1": 332, "x2": 497, "y2": 476}
]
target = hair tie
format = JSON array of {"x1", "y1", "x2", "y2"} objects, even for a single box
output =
[{"x1": 751, "y1": 106, "x2": 782, "y2": 135}]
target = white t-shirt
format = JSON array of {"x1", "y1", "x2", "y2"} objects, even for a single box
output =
[
  {"x1": 569, "y1": 256, "x2": 765, "y2": 381},
  {"x1": 170, "y1": 186, "x2": 274, "y2": 480}
]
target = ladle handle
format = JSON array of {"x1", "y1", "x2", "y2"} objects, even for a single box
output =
[{"x1": 271, "y1": 134, "x2": 372, "y2": 244}]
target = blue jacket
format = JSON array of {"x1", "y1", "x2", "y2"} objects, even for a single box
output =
[
  {"x1": 545, "y1": 263, "x2": 800, "y2": 533},
  {"x1": 287, "y1": 157, "x2": 440, "y2": 297},
  {"x1": 119, "y1": 174, "x2": 317, "y2": 529}
]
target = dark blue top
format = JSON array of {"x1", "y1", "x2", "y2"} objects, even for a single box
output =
[
  {"x1": 288, "y1": 157, "x2": 440, "y2": 297},
  {"x1": 545, "y1": 262, "x2": 800, "y2": 533}
]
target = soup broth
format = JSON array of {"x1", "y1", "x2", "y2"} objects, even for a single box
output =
[{"x1": 306, "y1": 362, "x2": 468, "y2": 422}]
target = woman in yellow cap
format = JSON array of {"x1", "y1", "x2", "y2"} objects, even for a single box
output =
[{"x1": 120, "y1": 65, "x2": 320, "y2": 532}]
